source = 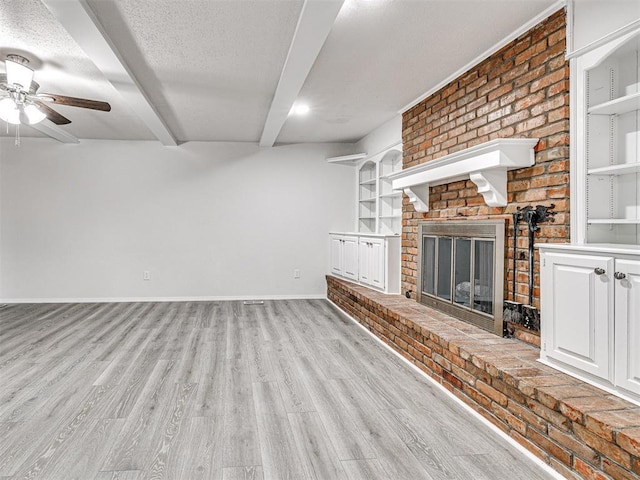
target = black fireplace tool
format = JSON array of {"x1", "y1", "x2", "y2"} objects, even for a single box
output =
[
  {"x1": 503, "y1": 210, "x2": 523, "y2": 325},
  {"x1": 520, "y1": 204, "x2": 556, "y2": 331}
]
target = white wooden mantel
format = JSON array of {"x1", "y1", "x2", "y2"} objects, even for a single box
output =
[{"x1": 388, "y1": 138, "x2": 539, "y2": 212}]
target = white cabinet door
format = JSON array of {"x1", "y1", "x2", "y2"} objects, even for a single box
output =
[
  {"x1": 330, "y1": 235, "x2": 344, "y2": 276},
  {"x1": 541, "y1": 252, "x2": 614, "y2": 381},
  {"x1": 369, "y1": 238, "x2": 386, "y2": 289},
  {"x1": 342, "y1": 236, "x2": 359, "y2": 281},
  {"x1": 358, "y1": 238, "x2": 372, "y2": 285},
  {"x1": 358, "y1": 238, "x2": 386, "y2": 290},
  {"x1": 614, "y1": 259, "x2": 640, "y2": 396}
]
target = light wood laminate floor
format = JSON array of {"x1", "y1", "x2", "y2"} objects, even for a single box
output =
[{"x1": 0, "y1": 300, "x2": 558, "y2": 480}]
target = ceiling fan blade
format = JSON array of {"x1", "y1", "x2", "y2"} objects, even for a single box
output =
[
  {"x1": 34, "y1": 100, "x2": 72, "y2": 125},
  {"x1": 38, "y1": 93, "x2": 111, "y2": 112}
]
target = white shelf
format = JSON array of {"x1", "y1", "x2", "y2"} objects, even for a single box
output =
[
  {"x1": 359, "y1": 179, "x2": 376, "y2": 186},
  {"x1": 359, "y1": 198, "x2": 376, "y2": 203},
  {"x1": 588, "y1": 92, "x2": 640, "y2": 116},
  {"x1": 359, "y1": 216, "x2": 376, "y2": 220},
  {"x1": 388, "y1": 138, "x2": 539, "y2": 212},
  {"x1": 379, "y1": 192, "x2": 401, "y2": 198},
  {"x1": 588, "y1": 163, "x2": 640, "y2": 176},
  {"x1": 587, "y1": 219, "x2": 640, "y2": 225},
  {"x1": 327, "y1": 152, "x2": 367, "y2": 164}
]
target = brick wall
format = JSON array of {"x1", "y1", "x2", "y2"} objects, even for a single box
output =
[{"x1": 401, "y1": 9, "x2": 570, "y2": 341}]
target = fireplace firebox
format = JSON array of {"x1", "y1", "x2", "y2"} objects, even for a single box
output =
[{"x1": 417, "y1": 220, "x2": 505, "y2": 335}]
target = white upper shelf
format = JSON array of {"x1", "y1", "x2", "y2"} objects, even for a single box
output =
[
  {"x1": 326, "y1": 152, "x2": 367, "y2": 164},
  {"x1": 388, "y1": 138, "x2": 539, "y2": 212},
  {"x1": 588, "y1": 92, "x2": 640, "y2": 116}
]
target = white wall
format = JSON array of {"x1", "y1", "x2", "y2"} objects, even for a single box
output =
[
  {"x1": 571, "y1": 0, "x2": 640, "y2": 52},
  {"x1": 355, "y1": 115, "x2": 402, "y2": 157},
  {"x1": 0, "y1": 139, "x2": 356, "y2": 301}
]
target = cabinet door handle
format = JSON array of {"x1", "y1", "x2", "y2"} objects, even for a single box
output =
[
  {"x1": 614, "y1": 272, "x2": 626, "y2": 280},
  {"x1": 594, "y1": 267, "x2": 606, "y2": 275}
]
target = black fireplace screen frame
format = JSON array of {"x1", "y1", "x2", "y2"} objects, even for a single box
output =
[{"x1": 417, "y1": 219, "x2": 505, "y2": 336}]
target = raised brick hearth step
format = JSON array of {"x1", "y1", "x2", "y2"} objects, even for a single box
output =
[{"x1": 327, "y1": 275, "x2": 640, "y2": 480}]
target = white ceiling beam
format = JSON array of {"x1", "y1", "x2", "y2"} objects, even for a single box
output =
[
  {"x1": 40, "y1": 0, "x2": 177, "y2": 146},
  {"x1": 259, "y1": 0, "x2": 344, "y2": 147},
  {"x1": 31, "y1": 120, "x2": 79, "y2": 144}
]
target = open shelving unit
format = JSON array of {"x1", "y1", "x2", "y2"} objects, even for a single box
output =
[
  {"x1": 355, "y1": 149, "x2": 403, "y2": 235},
  {"x1": 580, "y1": 30, "x2": 640, "y2": 245},
  {"x1": 377, "y1": 151, "x2": 402, "y2": 235},
  {"x1": 358, "y1": 161, "x2": 377, "y2": 233}
]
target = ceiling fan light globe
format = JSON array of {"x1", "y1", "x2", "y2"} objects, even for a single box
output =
[
  {"x1": 24, "y1": 104, "x2": 46, "y2": 124},
  {"x1": 5, "y1": 59, "x2": 34, "y2": 91},
  {"x1": 0, "y1": 97, "x2": 20, "y2": 124}
]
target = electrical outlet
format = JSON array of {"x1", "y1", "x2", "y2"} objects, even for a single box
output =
[
  {"x1": 143, "y1": 270, "x2": 151, "y2": 281},
  {"x1": 293, "y1": 269, "x2": 301, "y2": 279}
]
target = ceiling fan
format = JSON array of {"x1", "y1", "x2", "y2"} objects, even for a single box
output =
[{"x1": 0, "y1": 54, "x2": 111, "y2": 126}]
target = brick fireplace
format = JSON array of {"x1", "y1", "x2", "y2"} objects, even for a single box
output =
[{"x1": 401, "y1": 8, "x2": 570, "y2": 344}]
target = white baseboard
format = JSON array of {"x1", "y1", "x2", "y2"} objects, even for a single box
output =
[{"x1": 0, "y1": 293, "x2": 326, "y2": 304}]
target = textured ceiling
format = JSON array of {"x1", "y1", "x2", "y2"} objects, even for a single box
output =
[{"x1": 0, "y1": 0, "x2": 560, "y2": 144}]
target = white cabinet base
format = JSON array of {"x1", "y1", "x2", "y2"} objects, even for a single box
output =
[
  {"x1": 614, "y1": 258, "x2": 640, "y2": 398},
  {"x1": 330, "y1": 233, "x2": 400, "y2": 294},
  {"x1": 539, "y1": 243, "x2": 640, "y2": 406}
]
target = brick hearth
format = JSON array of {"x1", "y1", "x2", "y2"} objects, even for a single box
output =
[{"x1": 327, "y1": 275, "x2": 640, "y2": 480}]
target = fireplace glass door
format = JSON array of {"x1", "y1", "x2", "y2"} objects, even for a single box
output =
[
  {"x1": 417, "y1": 220, "x2": 504, "y2": 335},
  {"x1": 474, "y1": 240, "x2": 494, "y2": 315},
  {"x1": 422, "y1": 236, "x2": 494, "y2": 317}
]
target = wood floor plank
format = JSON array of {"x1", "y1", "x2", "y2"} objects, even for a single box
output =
[
  {"x1": 190, "y1": 336, "x2": 227, "y2": 418},
  {"x1": 100, "y1": 360, "x2": 177, "y2": 471},
  {"x1": 33, "y1": 418, "x2": 125, "y2": 480},
  {"x1": 226, "y1": 303, "x2": 247, "y2": 360},
  {"x1": 92, "y1": 325, "x2": 155, "y2": 386},
  {"x1": 287, "y1": 411, "x2": 347, "y2": 480},
  {"x1": 10, "y1": 384, "x2": 116, "y2": 479},
  {"x1": 252, "y1": 381, "x2": 310, "y2": 480},
  {"x1": 222, "y1": 355, "x2": 261, "y2": 467},
  {"x1": 142, "y1": 382, "x2": 197, "y2": 478},
  {"x1": 328, "y1": 373, "x2": 434, "y2": 480},
  {"x1": 341, "y1": 459, "x2": 389, "y2": 480},
  {"x1": 377, "y1": 408, "x2": 466, "y2": 479},
  {"x1": 98, "y1": 332, "x2": 165, "y2": 419},
  {"x1": 245, "y1": 320, "x2": 276, "y2": 383},
  {"x1": 270, "y1": 353, "x2": 316, "y2": 413},
  {"x1": 264, "y1": 301, "x2": 311, "y2": 358},
  {"x1": 221, "y1": 466, "x2": 263, "y2": 480},
  {"x1": 94, "y1": 471, "x2": 142, "y2": 480},
  {"x1": 171, "y1": 325, "x2": 207, "y2": 384},
  {"x1": 0, "y1": 359, "x2": 109, "y2": 424},
  {"x1": 294, "y1": 356, "x2": 375, "y2": 461},
  {"x1": 164, "y1": 416, "x2": 224, "y2": 480},
  {"x1": 0, "y1": 303, "x2": 99, "y2": 368}
]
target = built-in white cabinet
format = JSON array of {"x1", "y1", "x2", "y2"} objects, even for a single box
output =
[
  {"x1": 573, "y1": 27, "x2": 640, "y2": 245},
  {"x1": 614, "y1": 257, "x2": 640, "y2": 396},
  {"x1": 328, "y1": 146, "x2": 403, "y2": 294},
  {"x1": 539, "y1": 244, "x2": 640, "y2": 405},
  {"x1": 330, "y1": 235, "x2": 358, "y2": 281},
  {"x1": 329, "y1": 233, "x2": 400, "y2": 293},
  {"x1": 358, "y1": 237, "x2": 385, "y2": 289},
  {"x1": 541, "y1": 11, "x2": 640, "y2": 405}
]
